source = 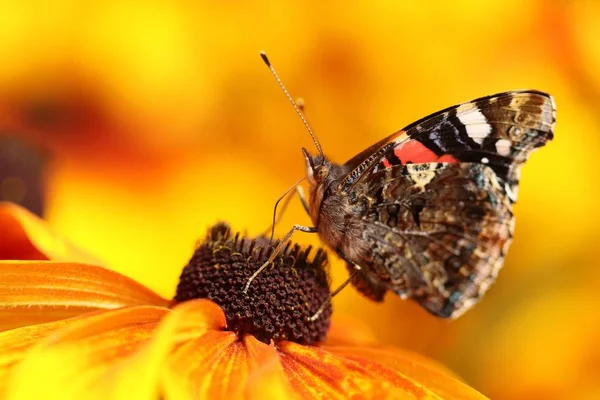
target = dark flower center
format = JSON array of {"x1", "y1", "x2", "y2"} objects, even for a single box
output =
[{"x1": 174, "y1": 223, "x2": 332, "y2": 345}]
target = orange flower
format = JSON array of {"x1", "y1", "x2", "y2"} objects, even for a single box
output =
[{"x1": 0, "y1": 202, "x2": 488, "y2": 399}]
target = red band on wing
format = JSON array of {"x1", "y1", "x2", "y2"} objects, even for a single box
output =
[
  {"x1": 393, "y1": 140, "x2": 459, "y2": 164},
  {"x1": 437, "y1": 154, "x2": 459, "y2": 163}
]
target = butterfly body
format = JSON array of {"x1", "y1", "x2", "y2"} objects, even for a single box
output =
[{"x1": 302, "y1": 90, "x2": 555, "y2": 318}]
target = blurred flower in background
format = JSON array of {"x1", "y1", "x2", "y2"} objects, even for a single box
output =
[
  {"x1": 0, "y1": 136, "x2": 46, "y2": 216},
  {"x1": 0, "y1": 1, "x2": 599, "y2": 399}
]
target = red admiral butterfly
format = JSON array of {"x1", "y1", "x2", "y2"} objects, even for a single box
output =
[{"x1": 245, "y1": 52, "x2": 555, "y2": 321}]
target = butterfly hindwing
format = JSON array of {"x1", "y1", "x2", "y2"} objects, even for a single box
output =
[{"x1": 352, "y1": 162, "x2": 514, "y2": 318}]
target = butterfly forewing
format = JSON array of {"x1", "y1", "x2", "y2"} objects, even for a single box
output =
[{"x1": 339, "y1": 90, "x2": 555, "y2": 196}]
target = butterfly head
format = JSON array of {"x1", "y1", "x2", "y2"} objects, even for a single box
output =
[{"x1": 302, "y1": 147, "x2": 330, "y2": 186}]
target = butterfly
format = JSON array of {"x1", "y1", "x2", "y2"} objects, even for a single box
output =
[{"x1": 245, "y1": 52, "x2": 555, "y2": 320}]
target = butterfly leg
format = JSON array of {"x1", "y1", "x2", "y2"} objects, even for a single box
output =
[
  {"x1": 261, "y1": 177, "x2": 307, "y2": 241},
  {"x1": 309, "y1": 265, "x2": 361, "y2": 322},
  {"x1": 261, "y1": 186, "x2": 297, "y2": 239},
  {"x1": 264, "y1": 185, "x2": 310, "y2": 238},
  {"x1": 243, "y1": 224, "x2": 318, "y2": 293}
]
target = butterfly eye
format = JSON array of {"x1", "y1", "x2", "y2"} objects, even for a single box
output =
[{"x1": 314, "y1": 165, "x2": 329, "y2": 182}]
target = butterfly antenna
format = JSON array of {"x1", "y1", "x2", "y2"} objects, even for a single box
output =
[{"x1": 260, "y1": 51, "x2": 324, "y2": 158}]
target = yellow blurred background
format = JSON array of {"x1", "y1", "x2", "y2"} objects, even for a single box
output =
[{"x1": 1, "y1": 1, "x2": 599, "y2": 398}]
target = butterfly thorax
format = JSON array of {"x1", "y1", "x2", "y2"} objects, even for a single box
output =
[{"x1": 303, "y1": 150, "x2": 370, "y2": 263}]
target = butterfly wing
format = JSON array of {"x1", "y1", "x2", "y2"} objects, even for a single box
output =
[
  {"x1": 340, "y1": 90, "x2": 556, "y2": 200},
  {"x1": 323, "y1": 90, "x2": 553, "y2": 317},
  {"x1": 353, "y1": 162, "x2": 514, "y2": 318}
]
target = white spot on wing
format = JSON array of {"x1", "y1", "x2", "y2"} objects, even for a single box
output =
[
  {"x1": 406, "y1": 163, "x2": 439, "y2": 190},
  {"x1": 495, "y1": 139, "x2": 511, "y2": 156},
  {"x1": 481, "y1": 157, "x2": 489, "y2": 164},
  {"x1": 456, "y1": 106, "x2": 492, "y2": 145}
]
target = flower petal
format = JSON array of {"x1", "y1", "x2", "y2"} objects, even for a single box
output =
[
  {"x1": 244, "y1": 335, "x2": 299, "y2": 400},
  {"x1": 4, "y1": 300, "x2": 227, "y2": 400},
  {"x1": 161, "y1": 301, "x2": 297, "y2": 400},
  {"x1": 0, "y1": 261, "x2": 169, "y2": 331},
  {"x1": 163, "y1": 330, "x2": 239, "y2": 399},
  {"x1": 279, "y1": 341, "x2": 485, "y2": 400},
  {"x1": 0, "y1": 202, "x2": 103, "y2": 265},
  {"x1": 3, "y1": 306, "x2": 169, "y2": 400},
  {"x1": 279, "y1": 341, "x2": 426, "y2": 399},
  {"x1": 110, "y1": 299, "x2": 227, "y2": 399},
  {"x1": 324, "y1": 345, "x2": 488, "y2": 400},
  {"x1": 164, "y1": 332, "x2": 299, "y2": 400},
  {"x1": 163, "y1": 299, "x2": 228, "y2": 345},
  {"x1": 0, "y1": 318, "x2": 72, "y2": 390}
]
